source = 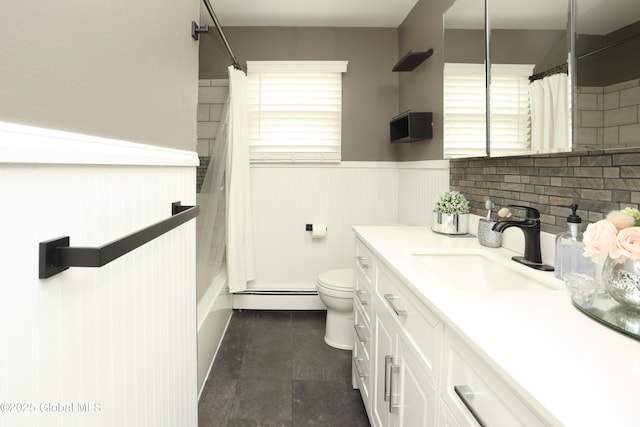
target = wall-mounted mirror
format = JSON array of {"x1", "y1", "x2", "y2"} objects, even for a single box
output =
[
  {"x1": 574, "y1": 0, "x2": 640, "y2": 151},
  {"x1": 443, "y1": 0, "x2": 572, "y2": 159},
  {"x1": 489, "y1": 0, "x2": 572, "y2": 157},
  {"x1": 442, "y1": 0, "x2": 487, "y2": 158}
]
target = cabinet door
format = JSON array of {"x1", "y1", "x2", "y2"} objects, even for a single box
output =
[
  {"x1": 439, "y1": 401, "x2": 465, "y2": 427},
  {"x1": 372, "y1": 310, "x2": 394, "y2": 427},
  {"x1": 393, "y1": 339, "x2": 437, "y2": 427}
]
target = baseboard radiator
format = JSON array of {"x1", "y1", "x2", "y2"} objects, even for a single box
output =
[{"x1": 232, "y1": 290, "x2": 325, "y2": 310}]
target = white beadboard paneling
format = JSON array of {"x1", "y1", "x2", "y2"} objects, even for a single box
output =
[
  {"x1": 0, "y1": 121, "x2": 198, "y2": 167},
  {"x1": 249, "y1": 162, "x2": 397, "y2": 291},
  {"x1": 1, "y1": 159, "x2": 197, "y2": 425},
  {"x1": 397, "y1": 160, "x2": 450, "y2": 226}
]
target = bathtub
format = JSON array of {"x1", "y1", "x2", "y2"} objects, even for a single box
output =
[{"x1": 197, "y1": 271, "x2": 232, "y2": 396}]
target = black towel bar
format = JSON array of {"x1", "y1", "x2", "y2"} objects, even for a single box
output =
[{"x1": 39, "y1": 201, "x2": 199, "y2": 279}]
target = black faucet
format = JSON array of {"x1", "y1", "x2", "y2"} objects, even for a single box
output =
[{"x1": 492, "y1": 205, "x2": 554, "y2": 271}]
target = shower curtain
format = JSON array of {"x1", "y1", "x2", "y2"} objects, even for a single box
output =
[
  {"x1": 226, "y1": 66, "x2": 255, "y2": 293},
  {"x1": 196, "y1": 91, "x2": 229, "y2": 297},
  {"x1": 530, "y1": 73, "x2": 570, "y2": 153},
  {"x1": 196, "y1": 66, "x2": 255, "y2": 295}
]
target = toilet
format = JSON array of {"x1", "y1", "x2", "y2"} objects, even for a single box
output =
[{"x1": 316, "y1": 268, "x2": 355, "y2": 350}]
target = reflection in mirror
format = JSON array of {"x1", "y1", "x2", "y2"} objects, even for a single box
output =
[
  {"x1": 574, "y1": 0, "x2": 640, "y2": 151},
  {"x1": 442, "y1": 0, "x2": 487, "y2": 159},
  {"x1": 489, "y1": 0, "x2": 572, "y2": 157}
]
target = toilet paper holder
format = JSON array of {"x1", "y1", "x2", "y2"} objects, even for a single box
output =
[{"x1": 305, "y1": 223, "x2": 328, "y2": 233}]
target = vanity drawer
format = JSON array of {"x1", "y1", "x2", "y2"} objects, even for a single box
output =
[
  {"x1": 354, "y1": 268, "x2": 372, "y2": 324},
  {"x1": 376, "y1": 264, "x2": 442, "y2": 380},
  {"x1": 353, "y1": 301, "x2": 371, "y2": 361},
  {"x1": 355, "y1": 238, "x2": 375, "y2": 284},
  {"x1": 353, "y1": 333, "x2": 371, "y2": 411},
  {"x1": 442, "y1": 331, "x2": 547, "y2": 427}
]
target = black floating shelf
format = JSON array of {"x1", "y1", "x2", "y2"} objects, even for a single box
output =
[
  {"x1": 392, "y1": 48, "x2": 433, "y2": 72},
  {"x1": 390, "y1": 112, "x2": 433, "y2": 143}
]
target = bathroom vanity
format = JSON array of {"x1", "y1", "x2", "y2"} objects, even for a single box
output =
[{"x1": 351, "y1": 226, "x2": 640, "y2": 427}]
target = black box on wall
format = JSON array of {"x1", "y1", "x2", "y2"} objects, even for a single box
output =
[{"x1": 390, "y1": 111, "x2": 433, "y2": 143}]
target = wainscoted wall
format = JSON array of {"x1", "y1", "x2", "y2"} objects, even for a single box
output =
[
  {"x1": 450, "y1": 148, "x2": 640, "y2": 234},
  {"x1": 247, "y1": 161, "x2": 449, "y2": 292},
  {"x1": 0, "y1": 123, "x2": 198, "y2": 426},
  {"x1": 397, "y1": 161, "x2": 450, "y2": 225},
  {"x1": 249, "y1": 162, "x2": 397, "y2": 291}
]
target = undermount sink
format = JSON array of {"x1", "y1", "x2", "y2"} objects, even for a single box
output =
[{"x1": 410, "y1": 251, "x2": 559, "y2": 292}]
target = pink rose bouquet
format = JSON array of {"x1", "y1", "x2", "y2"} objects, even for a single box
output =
[{"x1": 583, "y1": 208, "x2": 640, "y2": 262}]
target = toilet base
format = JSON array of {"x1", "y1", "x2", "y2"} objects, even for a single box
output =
[{"x1": 323, "y1": 310, "x2": 354, "y2": 350}]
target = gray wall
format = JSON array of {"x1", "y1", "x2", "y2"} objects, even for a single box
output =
[
  {"x1": 199, "y1": 27, "x2": 400, "y2": 161},
  {"x1": 0, "y1": 0, "x2": 200, "y2": 151},
  {"x1": 578, "y1": 21, "x2": 640, "y2": 87},
  {"x1": 396, "y1": 0, "x2": 454, "y2": 161}
]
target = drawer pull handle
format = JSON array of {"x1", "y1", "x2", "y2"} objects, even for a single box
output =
[
  {"x1": 355, "y1": 290, "x2": 368, "y2": 306},
  {"x1": 384, "y1": 355, "x2": 392, "y2": 402},
  {"x1": 454, "y1": 385, "x2": 487, "y2": 427},
  {"x1": 384, "y1": 294, "x2": 407, "y2": 317},
  {"x1": 357, "y1": 256, "x2": 369, "y2": 269},
  {"x1": 389, "y1": 362, "x2": 400, "y2": 413},
  {"x1": 354, "y1": 324, "x2": 367, "y2": 343},
  {"x1": 353, "y1": 357, "x2": 368, "y2": 378}
]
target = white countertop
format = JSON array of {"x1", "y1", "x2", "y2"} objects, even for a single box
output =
[{"x1": 353, "y1": 225, "x2": 640, "y2": 427}]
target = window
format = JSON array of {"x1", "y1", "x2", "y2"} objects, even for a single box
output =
[
  {"x1": 490, "y1": 64, "x2": 534, "y2": 156},
  {"x1": 443, "y1": 63, "x2": 534, "y2": 158},
  {"x1": 246, "y1": 61, "x2": 348, "y2": 162},
  {"x1": 443, "y1": 63, "x2": 487, "y2": 158}
]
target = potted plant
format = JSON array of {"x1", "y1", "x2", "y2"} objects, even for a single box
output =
[{"x1": 432, "y1": 191, "x2": 470, "y2": 235}]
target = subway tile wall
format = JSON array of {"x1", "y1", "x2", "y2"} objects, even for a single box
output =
[
  {"x1": 450, "y1": 148, "x2": 640, "y2": 234},
  {"x1": 576, "y1": 78, "x2": 640, "y2": 150},
  {"x1": 197, "y1": 79, "x2": 228, "y2": 192}
]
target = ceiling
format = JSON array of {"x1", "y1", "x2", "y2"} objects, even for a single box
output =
[
  {"x1": 201, "y1": 0, "x2": 420, "y2": 28},
  {"x1": 202, "y1": 0, "x2": 640, "y2": 36},
  {"x1": 445, "y1": 0, "x2": 640, "y2": 35}
]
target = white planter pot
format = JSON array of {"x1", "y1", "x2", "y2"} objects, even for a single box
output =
[{"x1": 431, "y1": 211, "x2": 469, "y2": 235}]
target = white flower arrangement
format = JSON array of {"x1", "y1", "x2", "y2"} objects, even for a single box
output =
[{"x1": 434, "y1": 191, "x2": 470, "y2": 214}]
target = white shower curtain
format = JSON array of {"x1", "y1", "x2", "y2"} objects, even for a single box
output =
[
  {"x1": 530, "y1": 73, "x2": 570, "y2": 153},
  {"x1": 226, "y1": 66, "x2": 256, "y2": 293}
]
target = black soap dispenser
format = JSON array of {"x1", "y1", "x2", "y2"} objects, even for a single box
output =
[{"x1": 554, "y1": 204, "x2": 595, "y2": 280}]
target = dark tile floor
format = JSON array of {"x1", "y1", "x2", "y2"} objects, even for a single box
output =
[{"x1": 198, "y1": 310, "x2": 371, "y2": 427}]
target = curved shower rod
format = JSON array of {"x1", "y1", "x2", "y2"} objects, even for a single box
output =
[{"x1": 201, "y1": 0, "x2": 242, "y2": 72}]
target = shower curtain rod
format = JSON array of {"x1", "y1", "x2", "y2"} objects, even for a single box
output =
[
  {"x1": 529, "y1": 31, "x2": 640, "y2": 82},
  {"x1": 577, "y1": 31, "x2": 640, "y2": 61},
  {"x1": 201, "y1": 0, "x2": 242, "y2": 71}
]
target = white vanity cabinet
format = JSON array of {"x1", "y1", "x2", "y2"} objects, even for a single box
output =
[
  {"x1": 440, "y1": 330, "x2": 548, "y2": 427},
  {"x1": 354, "y1": 238, "x2": 440, "y2": 427},
  {"x1": 352, "y1": 239, "x2": 375, "y2": 414},
  {"x1": 353, "y1": 234, "x2": 550, "y2": 427}
]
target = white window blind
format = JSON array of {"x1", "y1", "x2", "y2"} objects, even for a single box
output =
[
  {"x1": 490, "y1": 64, "x2": 535, "y2": 156},
  {"x1": 443, "y1": 63, "x2": 534, "y2": 158},
  {"x1": 246, "y1": 61, "x2": 348, "y2": 163},
  {"x1": 443, "y1": 63, "x2": 487, "y2": 158}
]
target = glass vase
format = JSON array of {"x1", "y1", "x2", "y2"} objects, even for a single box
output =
[{"x1": 602, "y1": 255, "x2": 640, "y2": 312}]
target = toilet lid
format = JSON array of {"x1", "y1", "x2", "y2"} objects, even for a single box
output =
[{"x1": 317, "y1": 269, "x2": 354, "y2": 291}]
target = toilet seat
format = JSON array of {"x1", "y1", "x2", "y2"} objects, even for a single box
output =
[{"x1": 317, "y1": 269, "x2": 354, "y2": 292}]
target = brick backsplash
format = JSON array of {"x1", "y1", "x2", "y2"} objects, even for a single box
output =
[{"x1": 450, "y1": 148, "x2": 640, "y2": 234}]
